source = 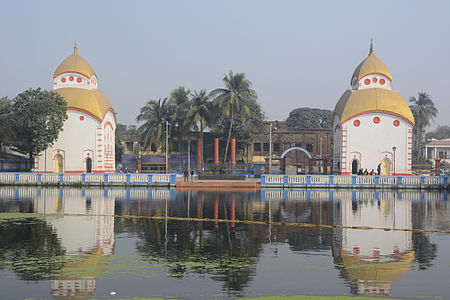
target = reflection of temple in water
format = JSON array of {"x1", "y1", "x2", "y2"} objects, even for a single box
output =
[
  {"x1": 260, "y1": 189, "x2": 448, "y2": 296},
  {"x1": 0, "y1": 187, "x2": 446, "y2": 297},
  {"x1": 32, "y1": 188, "x2": 115, "y2": 299}
]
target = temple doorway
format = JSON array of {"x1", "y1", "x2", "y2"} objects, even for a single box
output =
[
  {"x1": 86, "y1": 158, "x2": 92, "y2": 173},
  {"x1": 55, "y1": 154, "x2": 63, "y2": 173},
  {"x1": 351, "y1": 159, "x2": 359, "y2": 174},
  {"x1": 381, "y1": 158, "x2": 391, "y2": 175}
]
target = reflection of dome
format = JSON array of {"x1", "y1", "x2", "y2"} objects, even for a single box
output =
[
  {"x1": 340, "y1": 249, "x2": 414, "y2": 296},
  {"x1": 334, "y1": 88, "x2": 415, "y2": 125},
  {"x1": 351, "y1": 44, "x2": 392, "y2": 83},
  {"x1": 53, "y1": 43, "x2": 96, "y2": 78},
  {"x1": 55, "y1": 88, "x2": 113, "y2": 121}
]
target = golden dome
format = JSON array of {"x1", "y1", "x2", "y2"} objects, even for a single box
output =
[
  {"x1": 53, "y1": 43, "x2": 96, "y2": 78},
  {"x1": 334, "y1": 88, "x2": 415, "y2": 126},
  {"x1": 55, "y1": 88, "x2": 114, "y2": 121},
  {"x1": 340, "y1": 249, "x2": 414, "y2": 284},
  {"x1": 351, "y1": 43, "x2": 392, "y2": 83}
]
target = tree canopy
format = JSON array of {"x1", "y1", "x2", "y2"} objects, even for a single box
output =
[
  {"x1": 136, "y1": 98, "x2": 171, "y2": 151},
  {"x1": 0, "y1": 97, "x2": 12, "y2": 154},
  {"x1": 286, "y1": 107, "x2": 333, "y2": 129},
  {"x1": 10, "y1": 88, "x2": 67, "y2": 167},
  {"x1": 210, "y1": 70, "x2": 258, "y2": 164},
  {"x1": 426, "y1": 125, "x2": 450, "y2": 140}
]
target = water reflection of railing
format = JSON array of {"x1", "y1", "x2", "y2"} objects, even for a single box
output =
[
  {"x1": 261, "y1": 189, "x2": 449, "y2": 202},
  {"x1": 0, "y1": 187, "x2": 177, "y2": 201}
]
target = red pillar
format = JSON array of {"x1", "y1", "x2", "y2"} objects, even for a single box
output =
[
  {"x1": 231, "y1": 138, "x2": 236, "y2": 166},
  {"x1": 137, "y1": 156, "x2": 142, "y2": 173},
  {"x1": 197, "y1": 137, "x2": 201, "y2": 172},
  {"x1": 435, "y1": 158, "x2": 441, "y2": 176},
  {"x1": 214, "y1": 138, "x2": 219, "y2": 164}
]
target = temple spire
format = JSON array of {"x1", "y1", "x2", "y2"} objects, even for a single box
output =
[
  {"x1": 369, "y1": 38, "x2": 374, "y2": 55},
  {"x1": 74, "y1": 41, "x2": 78, "y2": 55}
]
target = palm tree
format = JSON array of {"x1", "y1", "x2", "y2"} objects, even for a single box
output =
[
  {"x1": 409, "y1": 92, "x2": 438, "y2": 161},
  {"x1": 211, "y1": 71, "x2": 257, "y2": 164},
  {"x1": 187, "y1": 89, "x2": 212, "y2": 169},
  {"x1": 136, "y1": 98, "x2": 170, "y2": 152},
  {"x1": 169, "y1": 86, "x2": 191, "y2": 165}
]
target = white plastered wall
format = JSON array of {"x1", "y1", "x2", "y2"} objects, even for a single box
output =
[
  {"x1": 35, "y1": 110, "x2": 99, "y2": 172},
  {"x1": 344, "y1": 113, "x2": 412, "y2": 175}
]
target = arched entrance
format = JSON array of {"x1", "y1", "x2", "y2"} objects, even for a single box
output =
[
  {"x1": 381, "y1": 158, "x2": 391, "y2": 175},
  {"x1": 86, "y1": 157, "x2": 92, "y2": 173},
  {"x1": 278, "y1": 147, "x2": 318, "y2": 174},
  {"x1": 55, "y1": 154, "x2": 63, "y2": 173},
  {"x1": 351, "y1": 159, "x2": 359, "y2": 174}
]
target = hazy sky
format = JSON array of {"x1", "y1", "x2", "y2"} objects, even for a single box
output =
[{"x1": 1, "y1": 0, "x2": 449, "y2": 128}]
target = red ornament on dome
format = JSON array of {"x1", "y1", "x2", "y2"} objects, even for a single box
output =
[
  {"x1": 79, "y1": 116, "x2": 84, "y2": 121},
  {"x1": 379, "y1": 78, "x2": 386, "y2": 85},
  {"x1": 61, "y1": 77, "x2": 66, "y2": 83},
  {"x1": 353, "y1": 120, "x2": 360, "y2": 127},
  {"x1": 373, "y1": 116, "x2": 380, "y2": 124},
  {"x1": 77, "y1": 77, "x2": 82, "y2": 83},
  {"x1": 364, "y1": 79, "x2": 370, "y2": 85},
  {"x1": 69, "y1": 76, "x2": 74, "y2": 81},
  {"x1": 393, "y1": 120, "x2": 400, "y2": 127},
  {"x1": 372, "y1": 77, "x2": 377, "y2": 83}
]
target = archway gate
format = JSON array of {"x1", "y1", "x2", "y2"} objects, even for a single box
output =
[{"x1": 264, "y1": 146, "x2": 330, "y2": 174}]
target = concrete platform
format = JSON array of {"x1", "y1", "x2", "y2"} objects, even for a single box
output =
[{"x1": 176, "y1": 180, "x2": 261, "y2": 191}]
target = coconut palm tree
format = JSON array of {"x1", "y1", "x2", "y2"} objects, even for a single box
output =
[
  {"x1": 211, "y1": 71, "x2": 257, "y2": 164},
  {"x1": 409, "y1": 92, "x2": 438, "y2": 160},
  {"x1": 187, "y1": 89, "x2": 212, "y2": 169},
  {"x1": 136, "y1": 98, "x2": 170, "y2": 152},
  {"x1": 169, "y1": 86, "x2": 191, "y2": 164}
]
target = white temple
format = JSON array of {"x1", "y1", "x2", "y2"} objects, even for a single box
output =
[
  {"x1": 35, "y1": 43, "x2": 116, "y2": 173},
  {"x1": 333, "y1": 42, "x2": 415, "y2": 175}
]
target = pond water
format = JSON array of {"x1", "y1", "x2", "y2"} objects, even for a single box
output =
[{"x1": 0, "y1": 187, "x2": 449, "y2": 299}]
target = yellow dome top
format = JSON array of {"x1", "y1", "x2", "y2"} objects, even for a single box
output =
[
  {"x1": 55, "y1": 88, "x2": 114, "y2": 121},
  {"x1": 351, "y1": 42, "x2": 392, "y2": 83},
  {"x1": 334, "y1": 88, "x2": 415, "y2": 126},
  {"x1": 340, "y1": 249, "x2": 414, "y2": 283},
  {"x1": 53, "y1": 43, "x2": 96, "y2": 78}
]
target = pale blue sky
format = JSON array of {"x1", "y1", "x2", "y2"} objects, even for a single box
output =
[{"x1": 0, "y1": 0, "x2": 449, "y2": 127}]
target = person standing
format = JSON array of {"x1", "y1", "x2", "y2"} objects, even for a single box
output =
[
  {"x1": 184, "y1": 168, "x2": 189, "y2": 182},
  {"x1": 377, "y1": 163, "x2": 381, "y2": 175}
]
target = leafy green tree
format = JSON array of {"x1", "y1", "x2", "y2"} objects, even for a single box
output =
[
  {"x1": 286, "y1": 107, "x2": 333, "y2": 129},
  {"x1": 187, "y1": 89, "x2": 213, "y2": 168},
  {"x1": 0, "y1": 97, "x2": 12, "y2": 155},
  {"x1": 409, "y1": 92, "x2": 438, "y2": 161},
  {"x1": 426, "y1": 125, "x2": 450, "y2": 140},
  {"x1": 10, "y1": 88, "x2": 67, "y2": 169},
  {"x1": 115, "y1": 123, "x2": 127, "y2": 163},
  {"x1": 136, "y1": 98, "x2": 171, "y2": 152},
  {"x1": 211, "y1": 71, "x2": 257, "y2": 164}
]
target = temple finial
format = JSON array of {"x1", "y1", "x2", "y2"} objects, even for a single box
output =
[
  {"x1": 369, "y1": 38, "x2": 374, "y2": 55},
  {"x1": 74, "y1": 41, "x2": 78, "y2": 54}
]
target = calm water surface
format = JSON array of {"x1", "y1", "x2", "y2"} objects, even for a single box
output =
[{"x1": 0, "y1": 187, "x2": 449, "y2": 299}]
